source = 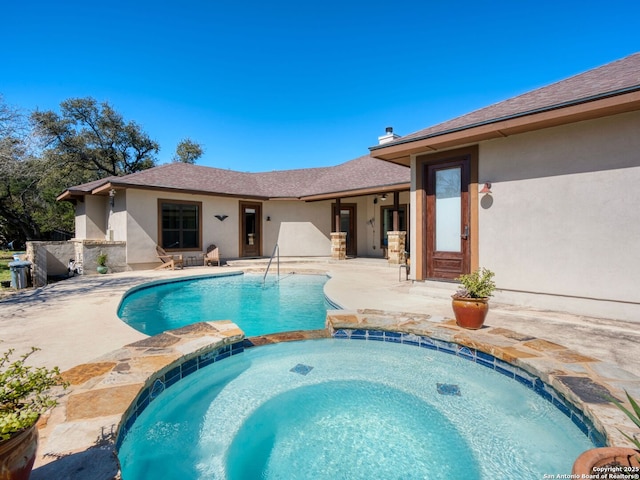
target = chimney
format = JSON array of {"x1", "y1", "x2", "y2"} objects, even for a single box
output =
[{"x1": 378, "y1": 126, "x2": 400, "y2": 145}]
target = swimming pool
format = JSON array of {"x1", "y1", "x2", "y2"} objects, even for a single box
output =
[
  {"x1": 118, "y1": 273, "x2": 331, "y2": 337},
  {"x1": 117, "y1": 339, "x2": 593, "y2": 479}
]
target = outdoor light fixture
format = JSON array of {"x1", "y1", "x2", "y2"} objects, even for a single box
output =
[
  {"x1": 109, "y1": 188, "x2": 116, "y2": 207},
  {"x1": 215, "y1": 214, "x2": 228, "y2": 222},
  {"x1": 480, "y1": 182, "x2": 492, "y2": 194},
  {"x1": 266, "y1": 216, "x2": 271, "y2": 221},
  {"x1": 380, "y1": 194, "x2": 387, "y2": 201}
]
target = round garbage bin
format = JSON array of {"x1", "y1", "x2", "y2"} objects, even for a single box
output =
[{"x1": 9, "y1": 260, "x2": 32, "y2": 289}]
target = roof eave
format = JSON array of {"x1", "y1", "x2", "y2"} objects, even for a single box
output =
[
  {"x1": 300, "y1": 183, "x2": 411, "y2": 202},
  {"x1": 95, "y1": 182, "x2": 270, "y2": 201},
  {"x1": 370, "y1": 88, "x2": 640, "y2": 165}
]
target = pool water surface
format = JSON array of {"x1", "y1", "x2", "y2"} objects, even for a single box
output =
[
  {"x1": 117, "y1": 339, "x2": 593, "y2": 479},
  {"x1": 118, "y1": 273, "x2": 329, "y2": 336}
]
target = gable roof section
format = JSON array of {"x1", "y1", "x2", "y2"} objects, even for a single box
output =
[
  {"x1": 370, "y1": 52, "x2": 640, "y2": 164},
  {"x1": 58, "y1": 154, "x2": 410, "y2": 201}
]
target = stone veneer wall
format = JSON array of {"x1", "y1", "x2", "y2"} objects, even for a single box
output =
[
  {"x1": 330, "y1": 232, "x2": 347, "y2": 260},
  {"x1": 386, "y1": 231, "x2": 406, "y2": 265}
]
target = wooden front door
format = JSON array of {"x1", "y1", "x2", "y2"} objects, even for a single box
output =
[
  {"x1": 425, "y1": 158, "x2": 470, "y2": 279},
  {"x1": 332, "y1": 204, "x2": 357, "y2": 257},
  {"x1": 240, "y1": 202, "x2": 262, "y2": 257}
]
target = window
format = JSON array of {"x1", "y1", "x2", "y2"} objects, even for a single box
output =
[{"x1": 158, "y1": 200, "x2": 202, "y2": 250}]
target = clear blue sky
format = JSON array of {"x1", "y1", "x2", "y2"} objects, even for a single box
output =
[{"x1": 3, "y1": 0, "x2": 639, "y2": 172}]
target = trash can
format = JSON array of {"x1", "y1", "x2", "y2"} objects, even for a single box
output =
[{"x1": 9, "y1": 260, "x2": 32, "y2": 289}]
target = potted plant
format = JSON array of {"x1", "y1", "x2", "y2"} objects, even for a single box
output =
[
  {"x1": 572, "y1": 390, "x2": 640, "y2": 474},
  {"x1": 96, "y1": 252, "x2": 108, "y2": 274},
  {"x1": 451, "y1": 267, "x2": 496, "y2": 329},
  {"x1": 0, "y1": 347, "x2": 67, "y2": 479}
]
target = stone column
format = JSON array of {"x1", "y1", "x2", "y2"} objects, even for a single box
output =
[
  {"x1": 387, "y1": 231, "x2": 407, "y2": 265},
  {"x1": 331, "y1": 232, "x2": 347, "y2": 260}
]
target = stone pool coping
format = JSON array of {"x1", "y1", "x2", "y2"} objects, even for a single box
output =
[{"x1": 33, "y1": 311, "x2": 640, "y2": 479}]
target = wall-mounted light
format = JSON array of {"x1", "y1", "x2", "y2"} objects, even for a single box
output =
[
  {"x1": 266, "y1": 216, "x2": 271, "y2": 222},
  {"x1": 215, "y1": 214, "x2": 228, "y2": 221},
  {"x1": 109, "y1": 188, "x2": 116, "y2": 207},
  {"x1": 479, "y1": 182, "x2": 492, "y2": 194}
]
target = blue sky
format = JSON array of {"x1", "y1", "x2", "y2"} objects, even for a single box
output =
[{"x1": 3, "y1": 0, "x2": 639, "y2": 172}]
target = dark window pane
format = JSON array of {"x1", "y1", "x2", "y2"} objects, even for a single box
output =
[
  {"x1": 182, "y1": 207, "x2": 198, "y2": 229},
  {"x1": 182, "y1": 231, "x2": 198, "y2": 248},
  {"x1": 160, "y1": 202, "x2": 200, "y2": 249}
]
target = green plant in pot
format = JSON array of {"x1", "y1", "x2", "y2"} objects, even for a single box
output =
[
  {"x1": 451, "y1": 267, "x2": 496, "y2": 329},
  {"x1": 0, "y1": 347, "x2": 67, "y2": 479},
  {"x1": 96, "y1": 252, "x2": 108, "y2": 274}
]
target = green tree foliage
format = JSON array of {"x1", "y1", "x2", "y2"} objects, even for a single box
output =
[
  {"x1": 0, "y1": 97, "x2": 71, "y2": 244},
  {"x1": 173, "y1": 137, "x2": 203, "y2": 164},
  {"x1": 32, "y1": 97, "x2": 159, "y2": 178},
  {"x1": 0, "y1": 96, "x2": 160, "y2": 245}
]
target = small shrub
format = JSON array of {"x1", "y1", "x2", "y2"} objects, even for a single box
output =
[
  {"x1": 97, "y1": 252, "x2": 108, "y2": 267},
  {"x1": 0, "y1": 347, "x2": 68, "y2": 440},
  {"x1": 455, "y1": 268, "x2": 496, "y2": 299}
]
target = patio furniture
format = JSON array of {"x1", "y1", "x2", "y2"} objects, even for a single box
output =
[
  {"x1": 203, "y1": 244, "x2": 220, "y2": 266},
  {"x1": 155, "y1": 245, "x2": 184, "y2": 270}
]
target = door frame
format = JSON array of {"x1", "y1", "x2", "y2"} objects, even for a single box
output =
[
  {"x1": 239, "y1": 201, "x2": 262, "y2": 257},
  {"x1": 331, "y1": 203, "x2": 357, "y2": 257},
  {"x1": 415, "y1": 146, "x2": 479, "y2": 281}
]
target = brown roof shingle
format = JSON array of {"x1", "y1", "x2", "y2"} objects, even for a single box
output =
[
  {"x1": 379, "y1": 52, "x2": 640, "y2": 146},
  {"x1": 65, "y1": 155, "x2": 410, "y2": 199}
]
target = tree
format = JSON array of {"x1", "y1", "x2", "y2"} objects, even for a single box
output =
[
  {"x1": 173, "y1": 138, "x2": 203, "y2": 164},
  {"x1": 0, "y1": 97, "x2": 46, "y2": 244},
  {"x1": 32, "y1": 97, "x2": 159, "y2": 178}
]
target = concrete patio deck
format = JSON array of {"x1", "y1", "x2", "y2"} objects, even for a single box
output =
[{"x1": 1, "y1": 258, "x2": 638, "y2": 479}]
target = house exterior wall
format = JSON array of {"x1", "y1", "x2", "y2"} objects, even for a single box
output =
[
  {"x1": 75, "y1": 195, "x2": 107, "y2": 239},
  {"x1": 408, "y1": 110, "x2": 640, "y2": 321},
  {"x1": 109, "y1": 193, "x2": 127, "y2": 241},
  {"x1": 122, "y1": 190, "x2": 339, "y2": 267},
  {"x1": 268, "y1": 200, "x2": 332, "y2": 256},
  {"x1": 124, "y1": 189, "x2": 243, "y2": 267}
]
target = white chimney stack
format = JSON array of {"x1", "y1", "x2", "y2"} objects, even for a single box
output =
[{"x1": 378, "y1": 126, "x2": 400, "y2": 145}]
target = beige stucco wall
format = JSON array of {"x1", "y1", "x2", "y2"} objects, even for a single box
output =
[
  {"x1": 75, "y1": 196, "x2": 107, "y2": 239},
  {"x1": 267, "y1": 200, "x2": 332, "y2": 256},
  {"x1": 123, "y1": 189, "x2": 245, "y2": 267},
  {"x1": 478, "y1": 111, "x2": 640, "y2": 318},
  {"x1": 123, "y1": 191, "x2": 339, "y2": 266},
  {"x1": 408, "y1": 110, "x2": 640, "y2": 321},
  {"x1": 108, "y1": 194, "x2": 127, "y2": 241}
]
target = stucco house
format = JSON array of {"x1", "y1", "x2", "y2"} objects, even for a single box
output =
[
  {"x1": 369, "y1": 52, "x2": 640, "y2": 322},
  {"x1": 55, "y1": 52, "x2": 639, "y2": 322},
  {"x1": 57, "y1": 154, "x2": 410, "y2": 269}
]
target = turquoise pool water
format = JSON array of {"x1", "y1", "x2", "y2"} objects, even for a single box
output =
[
  {"x1": 117, "y1": 340, "x2": 593, "y2": 479},
  {"x1": 118, "y1": 273, "x2": 329, "y2": 337}
]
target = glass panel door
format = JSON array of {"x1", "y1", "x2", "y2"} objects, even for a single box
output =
[
  {"x1": 435, "y1": 168, "x2": 461, "y2": 252},
  {"x1": 240, "y1": 203, "x2": 261, "y2": 257},
  {"x1": 425, "y1": 157, "x2": 470, "y2": 279}
]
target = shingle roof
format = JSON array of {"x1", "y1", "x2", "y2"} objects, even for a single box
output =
[
  {"x1": 65, "y1": 154, "x2": 410, "y2": 199},
  {"x1": 377, "y1": 52, "x2": 640, "y2": 146}
]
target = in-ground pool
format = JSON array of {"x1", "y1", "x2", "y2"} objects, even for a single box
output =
[
  {"x1": 118, "y1": 273, "x2": 330, "y2": 337},
  {"x1": 117, "y1": 339, "x2": 594, "y2": 479}
]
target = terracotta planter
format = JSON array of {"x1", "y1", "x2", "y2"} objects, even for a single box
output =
[
  {"x1": 0, "y1": 423, "x2": 39, "y2": 480},
  {"x1": 451, "y1": 296, "x2": 489, "y2": 329},
  {"x1": 572, "y1": 447, "x2": 640, "y2": 475}
]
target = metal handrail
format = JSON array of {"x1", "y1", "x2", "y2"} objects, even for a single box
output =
[{"x1": 263, "y1": 243, "x2": 279, "y2": 285}]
